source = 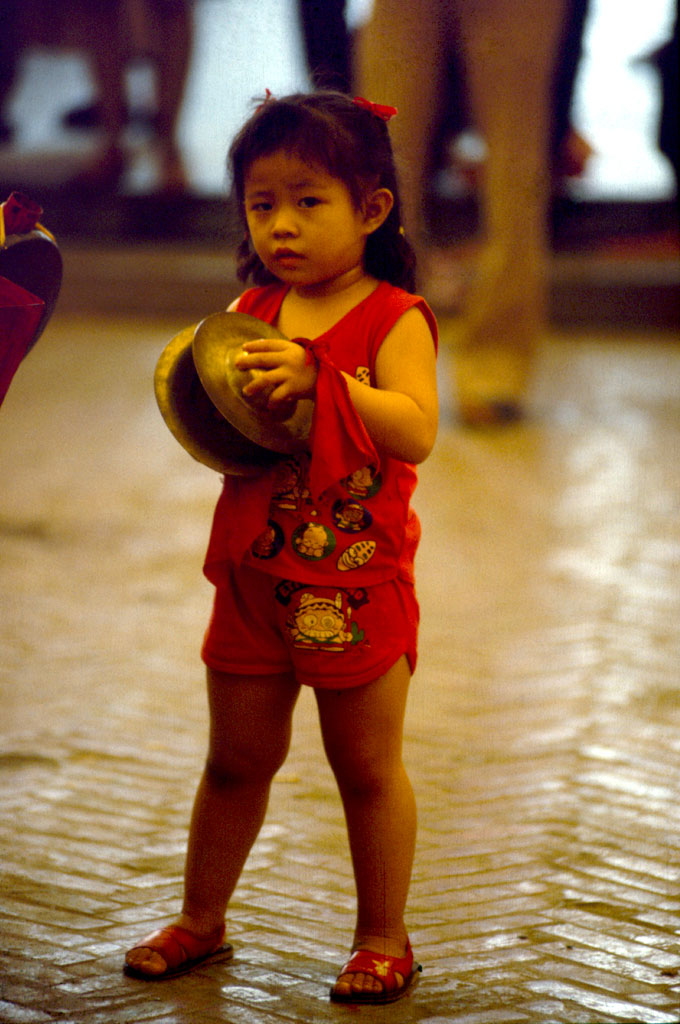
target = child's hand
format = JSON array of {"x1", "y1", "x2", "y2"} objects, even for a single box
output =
[{"x1": 234, "y1": 339, "x2": 317, "y2": 410}]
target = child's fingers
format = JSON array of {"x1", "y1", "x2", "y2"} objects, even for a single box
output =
[
  {"x1": 240, "y1": 338, "x2": 288, "y2": 354},
  {"x1": 239, "y1": 353, "x2": 316, "y2": 402},
  {"x1": 235, "y1": 340, "x2": 298, "y2": 371},
  {"x1": 243, "y1": 373, "x2": 298, "y2": 405},
  {"x1": 242, "y1": 367, "x2": 284, "y2": 396},
  {"x1": 266, "y1": 378, "x2": 298, "y2": 404},
  {"x1": 241, "y1": 372, "x2": 274, "y2": 395},
  {"x1": 235, "y1": 351, "x2": 279, "y2": 370}
]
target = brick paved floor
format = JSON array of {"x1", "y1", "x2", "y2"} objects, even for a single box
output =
[{"x1": 1, "y1": 310, "x2": 679, "y2": 1023}]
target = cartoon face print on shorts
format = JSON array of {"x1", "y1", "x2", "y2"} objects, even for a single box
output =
[
  {"x1": 286, "y1": 590, "x2": 366, "y2": 652},
  {"x1": 331, "y1": 498, "x2": 372, "y2": 533},
  {"x1": 291, "y1": 521, "x2": 336, "y2": 561},
  {"x1": 251, "y1": 519, "x2": 284, "y2": 559},
  {"x1": 342, "y1": 464, "x2": 382, "y2": 499}
]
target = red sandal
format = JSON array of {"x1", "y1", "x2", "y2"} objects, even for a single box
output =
[
  {"x1": 330, "y1": 939, "x2": 421, "y2": 1004},
  {"x1": 124, "y1": 923, "x2": 232, "y2": 979}
]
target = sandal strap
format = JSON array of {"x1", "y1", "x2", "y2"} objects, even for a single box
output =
[
  {"x1": 338, "y1": 941, "x2": 414, "y2": 993},
  {"x1": 129, "y1": 923, "x2": 225, "y2": 970}
]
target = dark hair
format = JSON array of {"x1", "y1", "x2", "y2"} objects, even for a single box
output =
[{"x1": 228, "y1": 91, "x2": 417, "y2": 292}]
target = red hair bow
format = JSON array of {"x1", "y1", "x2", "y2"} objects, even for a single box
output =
[
  {"x1": 352, "y1": 96, "x2": 398, "y2": 122},
  {"x1": 255, "y1": 88, "x2": 274, "y2": 112}
]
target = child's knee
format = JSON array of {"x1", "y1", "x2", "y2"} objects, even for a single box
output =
[
  {"x1": 329, "y1": 746, "x2": 403, "y2": 799},
  {"x1": 206, "y1": 736, "x2": 289, "y2": 787}
]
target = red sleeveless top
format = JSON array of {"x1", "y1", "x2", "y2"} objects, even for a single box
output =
[{"x1": 204, "y1": 281, "x2": 437, "y2": 587}]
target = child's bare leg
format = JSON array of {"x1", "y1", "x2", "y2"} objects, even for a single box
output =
[
  {"x1": 315, "y1": 656, "x2": 416, "y2": 998},
  {"x1": 125, "y1": 667, "x2": 299, "y2": 975}
]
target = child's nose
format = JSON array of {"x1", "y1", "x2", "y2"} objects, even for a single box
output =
[{"x1": 271, "y1": 206, "x2": 299, "y2": 237}]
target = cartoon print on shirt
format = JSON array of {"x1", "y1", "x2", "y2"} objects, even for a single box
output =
[
  {"x1": 332, "y1": 498, "x2": 372, "y2": 533},
  {"x1": 286, "y1": 591, "x2": 365, "y2": 651},
  {"x1": 343, "y1": 464, "x2": 382, "y2": 499},
  {"x1": 271, "y1": 455, "x2": 311, "y2": 512},
  {"x1": 355, "y1": 365, "x2": 371, "y2": 386},
  {"x1": 292, "y1": 522, "x2": 336, "y2": 561},
  {"x1": 337, "y1": 539, "x2": 377, "y2": 571},
  {"x1": 251, "y1": 519, "x2": 285, "y2": 559}
]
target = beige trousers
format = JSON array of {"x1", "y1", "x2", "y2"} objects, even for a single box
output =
[{"x1": 357, "y1": 0, "x2": 569, "y2": 414}]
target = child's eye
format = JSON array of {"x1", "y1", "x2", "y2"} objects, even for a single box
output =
[
  {"x1": 299, "y1": 196, "x2": 322, "y2": 208},
  {"x1": 249, "y1": 201, "x2": 272, "y2": 212}
]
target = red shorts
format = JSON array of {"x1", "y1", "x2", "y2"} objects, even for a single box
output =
[{"x1": 201, "y1": 563, "x2": 419, "y2": 689}]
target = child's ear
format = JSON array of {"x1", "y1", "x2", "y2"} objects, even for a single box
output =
[{"x1": 363, "y1": 188, "x2": 394, "y2": 234}]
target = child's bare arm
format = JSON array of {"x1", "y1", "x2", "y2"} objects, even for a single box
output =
[
  {"x1": 343, "y1": 307, "x2": 438, "y2": 464},
  {"x1": 234, "y1": 307, "x2": 438, "y2": 465}
]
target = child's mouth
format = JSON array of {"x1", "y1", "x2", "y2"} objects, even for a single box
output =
[{"x1": 274, "y1": 248, "x2": 304, "y2": 264}]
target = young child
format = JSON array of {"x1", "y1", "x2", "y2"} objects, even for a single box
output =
[{"x1": 124, "y1": 90, "x2": 438, "y2": 1005}]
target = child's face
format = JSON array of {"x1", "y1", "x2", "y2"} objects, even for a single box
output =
[{"x1": 243, "y1": 150, "x2": 373, "y2": 294}]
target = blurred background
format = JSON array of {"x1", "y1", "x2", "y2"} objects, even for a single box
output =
[
  {"x1": 0, "y1": 0, "x2": 676, "y2": 196},
  {"x1": 0, "y1": 0, "x2": 677, "y2": 259}
]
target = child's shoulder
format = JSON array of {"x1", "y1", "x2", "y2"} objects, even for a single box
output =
[
  {"x1": 234, "y1": 283, "x2": 288, "y2": 319},
  {"x1": 360, "y1": 281, "x2": 438, "y2": 349}
]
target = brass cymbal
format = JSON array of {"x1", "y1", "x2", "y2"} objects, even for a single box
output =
[
  {"x1": 192, "y1": 311, "x2": 313, "y2": 455},
  {"x1": 154, "y1": 321, "x2": 281, "y2": 476}
]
